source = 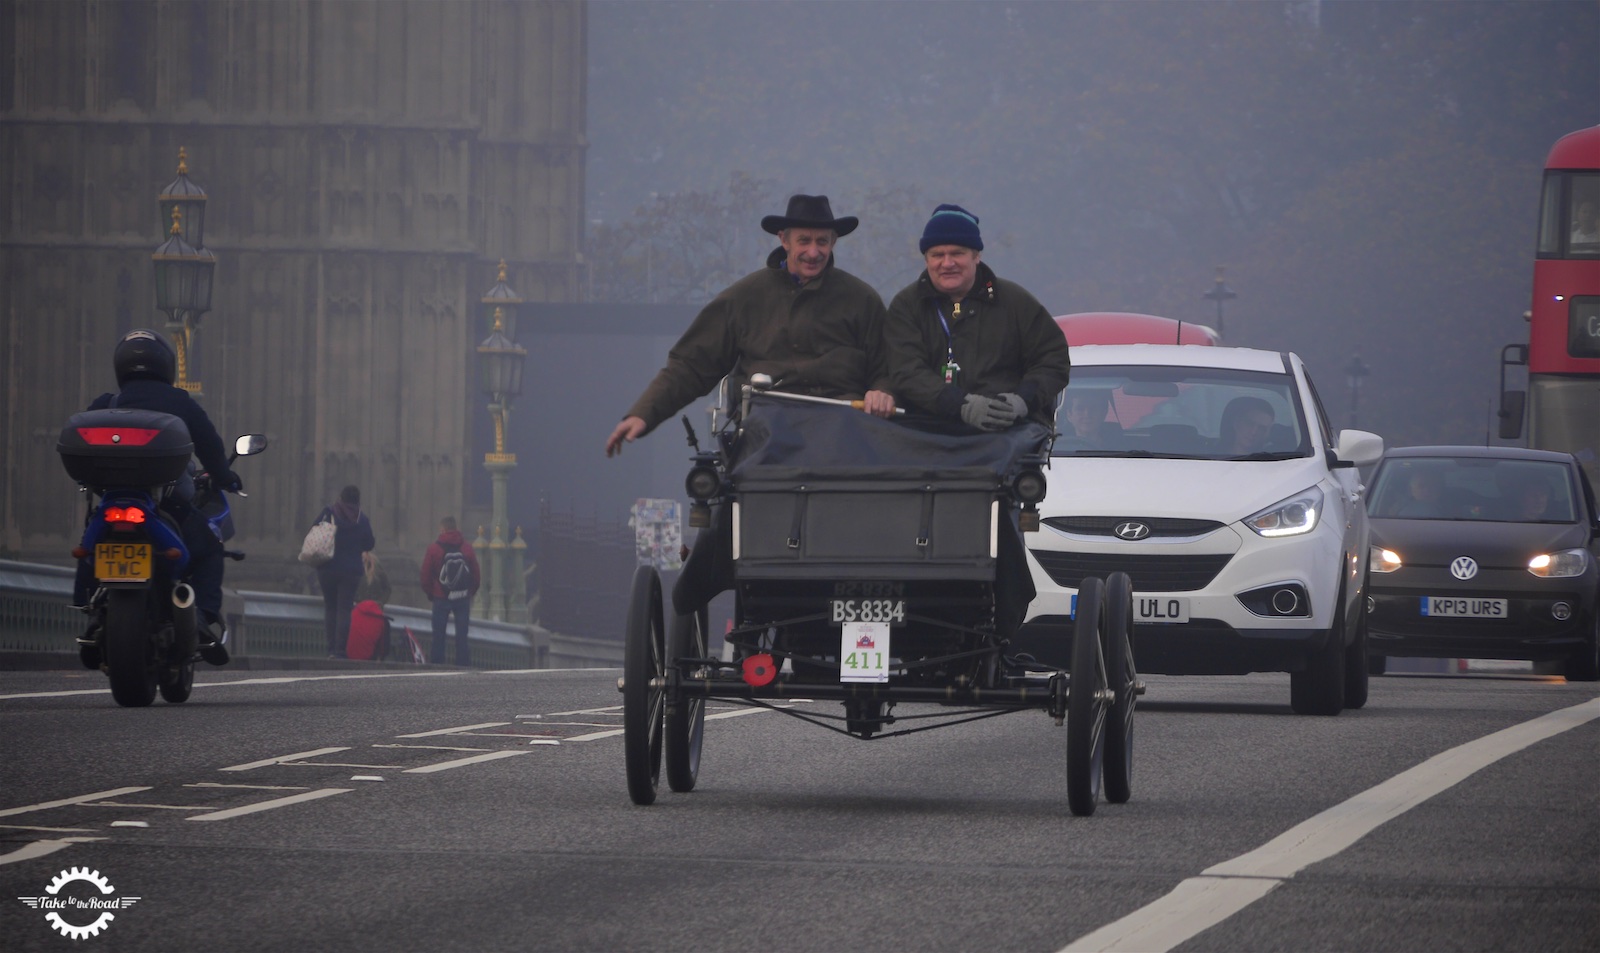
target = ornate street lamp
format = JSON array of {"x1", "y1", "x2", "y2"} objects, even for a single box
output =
[
  {"x1": 151, "y1": 190, "x2": 216, "y2": 395},
  {"x1": 159, "y1": 147, "x2": 208, "y2": 251},
  {"x1": 1202, "y1": 266, "x2": 1237, "y2": 340},
  {"x1": 481, "y1": 259, "x2": 524, "y2": 340},
  {"x1": 477, "y1": 299, "x2": 527, "y2": 623},
  {"x1": 1344, "y1": 351, "x2": 1371, "y2": 429}
]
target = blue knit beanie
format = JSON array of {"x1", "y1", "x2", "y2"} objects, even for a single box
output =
[{"x1": 919, "y1": 204, "x2": 983, "y2": 253}]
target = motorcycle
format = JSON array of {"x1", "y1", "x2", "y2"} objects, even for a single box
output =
[{"x1": 57, "y1": 407, "x2": 266, "y2": 707}]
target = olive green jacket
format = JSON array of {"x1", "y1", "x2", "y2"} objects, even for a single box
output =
[
  {"x1": 624, "y1": 249, "x2": 891, "y2": 433},
  {"x1": 885, "y1": 262, "x2": 1070, "y2": 425}
]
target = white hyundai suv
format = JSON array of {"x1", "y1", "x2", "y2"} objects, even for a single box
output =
[{"x1": 1014, "y1": 344, "x2": 1384, "y2": 715}]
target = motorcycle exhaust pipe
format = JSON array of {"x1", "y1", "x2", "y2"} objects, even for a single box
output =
[{"x1": 171, "y1": 584, "x2": 198, "y2": 658}]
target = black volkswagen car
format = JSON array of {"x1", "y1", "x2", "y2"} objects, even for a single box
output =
[{"x1": 1364, "y1": 446, "x2": 1600, "y2": 680}]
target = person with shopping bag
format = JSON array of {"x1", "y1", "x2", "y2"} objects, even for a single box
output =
[{"x1": 306, "y1": 485, "x2": 374, "y2": 658}]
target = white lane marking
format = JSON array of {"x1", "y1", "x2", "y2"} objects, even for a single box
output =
[
  {"x1": 220, "y1": 747, "x2": 350, "y2": 772},
  {"x1": 395, "y1": 722, "x2": 510, "y2": 738},
  {"x1": 372, "y1": 743, "x2": 492, "y2": 752},
  {"x1": 0, "y1": 824, "x2": 97, "y2": 834},
  {"x1": 564, "y1": 703, "x2": 788, "y2": 742},
  {"x1": 0, "y1": 787, "x2": 152, "y2": 817},
  {"x1": 1061, "y1": 699, "x2": 1600, "y2": 953},
  {"x1": 185, "y1": 783, "x2": 311, "y2": 791},
  {"x1": 78, "y1": 801, "x2": 208, "y2": 811},
  {"x1": 403, "y1": 750, "x2": 528, "y2": 774},
  {"x1": 0, "y1": 670, "x2": 465, "y2": 700},
  {"x1": 0, "y1": 837, "x2": 106, "y2": 866},
  {"x1": 565, "y1": 728, "x2": 623, "y2": 742},
  {"x1": 279, "y1": 761, "x2": 397, "y2": 770},
  {"x1": 544, "y1": 706, "x2": 622, "y2": 716},
  {"x1": 0, "y1": 688, "x2": 108, "y2": 699},
  {"x1": 186, "y1": 788, "x2": 352, "y2": 822}
]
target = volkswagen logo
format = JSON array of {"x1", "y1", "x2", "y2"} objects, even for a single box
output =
[
  {"x1": 1450, "y1": 556, "x2": 1479, "y2": 580},
  {"x1": 1114, "y1": 521, "x2": 1151, "y2": 541}
]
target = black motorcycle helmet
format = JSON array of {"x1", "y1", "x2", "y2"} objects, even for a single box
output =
[{"x1": 113, "y1": 328, "x2": 177, "y2": 386}]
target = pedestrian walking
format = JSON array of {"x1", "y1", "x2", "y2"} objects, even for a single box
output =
[
  {"x1": 312, "y1": 485, "x2": 375, "y2": 658},
  {"x1": 419, "y1": 516, "x2": 481, "y2": 666}
]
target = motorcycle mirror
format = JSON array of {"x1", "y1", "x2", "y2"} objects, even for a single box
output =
[{"x1": 234, "y1": 434, "x2": 268, "y2": 456}]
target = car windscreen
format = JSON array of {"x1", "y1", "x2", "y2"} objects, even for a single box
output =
[
  {"x1": 1369, "y1": 457, "x2": 1578, "y2": 522},
  {"x1": 1052, "y1": 365, "x2": 1310, "y2": 460}
]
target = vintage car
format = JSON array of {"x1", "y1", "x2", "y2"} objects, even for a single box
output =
[
  {"x1": 620, "y1": 387, "x2": 1139, "y2": 816},
  {"x1": 1364, "y1": 446, "x2": 1600, "y2": 680}
]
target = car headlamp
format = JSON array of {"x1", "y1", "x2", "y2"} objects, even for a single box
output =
[
  {"x1": 1370, "y1": 546, "x2": 1402, "y2": 573},
  {"x1": 1244, "y1": 486, "x2": 1323, "y2": 538},
  {"x1": 1012, "y1": 468, "x2": 1047, "y2": 505},
  {"x1": 685, "y1": 466, "x2": 721, "y2": 502},
  {"x1": 1527, "y1": 548, "x2": 1589, "y2": 578}
]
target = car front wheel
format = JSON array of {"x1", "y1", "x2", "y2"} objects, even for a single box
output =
[{"x1": 1290, "y1": 588, "x2": 1346, "y2": 716}]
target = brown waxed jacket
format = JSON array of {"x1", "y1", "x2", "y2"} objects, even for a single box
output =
[
  {"x1": 624, "y1": 248, "x2": 891, "y2": 433},
  {"x1": 884, "y1": 262, "x2": 1070, "y2": 425}
]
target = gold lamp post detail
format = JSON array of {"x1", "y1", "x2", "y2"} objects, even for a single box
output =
[
  {"x1": 152, "y1": 148, "x2": 216, "y2": 395},
  {"x1": 477, "y1": 297, "x2": 527, "y2": 623}
]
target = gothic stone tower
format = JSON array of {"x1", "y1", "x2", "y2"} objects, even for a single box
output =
[{"x1": 0, "y1": 0, "x2": 586, "y2": 594}]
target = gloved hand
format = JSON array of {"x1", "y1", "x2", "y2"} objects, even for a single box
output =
[
  {"x1": 997, "y1": 393, "x2": 1028, "y2": 421},
  {"x1": 218, "y1": 470, "x2": 244, "y2": 494},
  {"x1": 960, "y1": 394, "x2": 1014, "y2": 432}
]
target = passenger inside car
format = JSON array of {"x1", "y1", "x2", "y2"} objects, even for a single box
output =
[
  {"x1": 1059, "y1": 389, "x2": 1124, "y2": 448},
  {"x1": 1218, "y1": 396, "x2": 1275, "y2": 455}
]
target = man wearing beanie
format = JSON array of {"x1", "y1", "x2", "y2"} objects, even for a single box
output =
[
  {"x1": 884, "y1": 204, "x2": 1069, "y2": 431},
  {"x1": 605, "y1": 193, "x2": 896, "y2": 457}
]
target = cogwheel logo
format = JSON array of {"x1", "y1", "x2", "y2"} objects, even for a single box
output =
[{"x1": 16, "y1": 866, "x2": 139, "y2": 940}]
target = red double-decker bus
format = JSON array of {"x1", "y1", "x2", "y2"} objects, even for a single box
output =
[
  {"x1": 1055, "y1": 311, "x2": 1219, "y2": 347},
  {"x1": 1501, "y1": 125, "x2": 1600, "y2": 484}
]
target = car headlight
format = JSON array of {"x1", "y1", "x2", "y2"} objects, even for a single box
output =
[
  {"x1": 1370, "y1": 546, "x2": 1402, "y2": 573},
  {"x1": 1244, "y1": 487, "x2": 1323, "y2": 538},
  {"x1": 1528, "y1": 548, "x2": 1589, "y2": 578}
]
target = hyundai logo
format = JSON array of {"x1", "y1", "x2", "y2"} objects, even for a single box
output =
[
  {"x1": 1450, "y1": 556, "x2": 1479, "y2": 580},
  {"x1": 1114, "y1": 521, "x2": 1151, "y2": 541}
]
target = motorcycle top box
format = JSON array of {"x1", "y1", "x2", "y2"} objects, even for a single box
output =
[{"x1": 58, "y1": 408, "x2": 194, "y2": 488}]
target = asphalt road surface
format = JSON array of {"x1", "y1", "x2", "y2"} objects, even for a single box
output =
[{"x1": 1, "y1": 665, "x2": 1594, "y2": 952}]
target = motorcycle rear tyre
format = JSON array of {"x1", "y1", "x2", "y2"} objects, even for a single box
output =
[
  {"x1": 159, "y1": 651, "x2": 195, "y2": 704},
  {"x1": 106, "y1": 589, "x2": 158, "y2": 707}
]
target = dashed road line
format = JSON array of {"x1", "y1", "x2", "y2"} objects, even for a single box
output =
[
  {"x1": 220, "y1": 747, "x2": 350, "y2": 771},
  {"x1": 396, "y1": 721, "x2": 510, "y2": 738},
  {"x1": 185, "y1": 782, "x2": 311, "y2": 791},
  {"x1": 0, "y1": 837, "x2": 106, "y2": 866},
  {"x1": 186, "y1": 788, "x2": 353, "y2": 822},
  {"x1": 0, "y1": 787, "x2": 152, "y2": 817},
  {"x1": 403, "y1": 750, "x2": 528, "y2": 774},
  {"x1": 373, "y1": 743, "x2": 492, "y2": 752}
]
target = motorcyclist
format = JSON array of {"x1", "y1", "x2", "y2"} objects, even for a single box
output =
[{"x1": 72, "y1": 328, "x2": 241, "y2": 665}]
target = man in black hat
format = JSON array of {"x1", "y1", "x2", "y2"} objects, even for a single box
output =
[
  {"x1": 605, "y1": 194, "x2": 895, "y2": 456},
  {"x1": 884, "y1": 204, "x2": 1069, "y2": 431}
]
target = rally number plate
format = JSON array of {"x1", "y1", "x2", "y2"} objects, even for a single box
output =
[
  {"x1": 840, "y1": 622, "x2": 890, "y2": 683},
  {"x1": 96, "y1": 542, "x2": 152, "y2": 582},
  {"x1": 1422, "y1": 596, "x2": 1507, "y2": 619},
  {"x1": 830, "y1": 599, "x2": 906, "y2": 625}
]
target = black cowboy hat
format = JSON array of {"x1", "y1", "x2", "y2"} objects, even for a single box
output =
[{"x1": 760, "y1": 194, "x2": 858, "y2": 237}]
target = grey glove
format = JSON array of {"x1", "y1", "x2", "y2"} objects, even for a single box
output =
[
  {"x1": 961, "y1": 394, "x2": 1014, "y2": 432},
  {"x1": 997, "y1": 393, "x2": 1027, "y2": 421}
]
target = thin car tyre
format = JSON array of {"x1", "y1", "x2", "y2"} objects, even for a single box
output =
[
  {"x1": 1102, "y1": 572, "x2": 1136, "y2": 804},
  {"x1": 664, "y1": 606, "x2": 708, "y2": 792},
  {"x1": 623, "y1": 566, "x2": 666, "y2": 805},
  {"x1": 1067, "y1": 576, "x2": 1108, "y2": 817},
  {"x1": 105, "y1": 588, "x2": 158, "y2": 708},
  {"x1": 1565, "y1": 611, "x2": 1600, "y2": 682}
]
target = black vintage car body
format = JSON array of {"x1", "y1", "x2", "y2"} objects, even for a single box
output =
[
  {"x1": 1364, "y1": 446, "x2": 1600, "y2": 680},
  {"x1": 620, "y1": 390, "x2": 1141, "y2": 816}
]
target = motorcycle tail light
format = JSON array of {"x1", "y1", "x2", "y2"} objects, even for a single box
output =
[
  {"x1": 76, "y1": 427, "x2": 163, "y2": 446},
  {"x1": 104, "y1": 507, "x2": 147, "y2": 525}
]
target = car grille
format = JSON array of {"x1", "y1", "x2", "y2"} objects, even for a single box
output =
[
  {"x1": 1028, "y1": 550, "x2": 1233, "y2": 592},
  {"x1": 1042, "y1": 516, "x2": 1225, "y2": 538}
]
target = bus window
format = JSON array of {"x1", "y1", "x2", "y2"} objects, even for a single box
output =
[{"x1": 1570, "y1": 173, "x2": 1600, "y2": 255}]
